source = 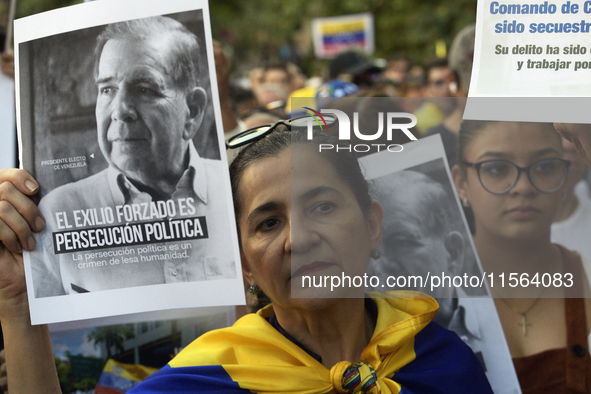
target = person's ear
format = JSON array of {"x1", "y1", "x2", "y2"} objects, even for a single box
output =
[
  {"x1": 449, "y1": 81, "x2": 458, "y2": 95},
  {"x1": 367, "y1": 200, "x2": 384, "y2": 250},
  {"x1": 240, "y1": 250, "x2": 255, "y2": 286},
  {"x1": 452, "y1": 164, "x2": 468, "y2": 202},
  {"x1": 183, "y1": 87, "x2": 208, "y2": 140},
  {"x1": 445, "y1": 231, "x2": 465, "y2": 276}
]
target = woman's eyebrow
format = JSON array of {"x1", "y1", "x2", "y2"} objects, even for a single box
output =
[
  {"x1": 531, "y1": 147, "x2": 561, "y2": 158},
  {"x1": 476, "y1": 147, "x2": 560, "y2": 161},
  {"x1": 247, "y1": 201, "x2": 285, "y2": 223},
  {"x1": 476, "y1": 151, "x2": 510, "y2": 161},
  {"x1": 298, "y1": 185, "x2": 342, "y2": 202}
]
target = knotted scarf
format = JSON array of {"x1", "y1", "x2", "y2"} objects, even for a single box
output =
[{"x1": 131, "y1": 291, "x2": 492, "y2": 393}]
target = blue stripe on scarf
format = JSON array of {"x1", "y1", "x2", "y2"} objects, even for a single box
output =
[
  {"x1": 127, "y1": 364, "x2": 251, "y2": 393},
  {"x1": 396, "y1": 322, "x2": 493, "y2": 394}
]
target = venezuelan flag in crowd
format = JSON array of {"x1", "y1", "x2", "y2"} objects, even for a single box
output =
[
  {"x1": 321, "y1": 21, "x2": 367, "y2": 55},
  {"x1": 127, "y1": 295, "x2": 493, "y2": 393},
  {"x1": 94, "y1": 359, "x2": 158, "y2": 394},
  {"x1": 312, "y1": 13, "x2": 374, "y2": 58}
]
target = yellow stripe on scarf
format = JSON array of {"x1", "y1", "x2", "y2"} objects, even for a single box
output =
[{"x1": 170, "y1": 291, "x2": 438, "y2": 394}]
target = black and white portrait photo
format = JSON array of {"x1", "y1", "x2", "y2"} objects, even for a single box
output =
[
  {"x1": 366, "y1": 158, "x2": 484, "y2": 298},
  {"x1": 360, "y1": 135, "x2": 521, "y2": 394},
  {"x1": 15, "y1": 0, "x2": 244, "y2": 324}
]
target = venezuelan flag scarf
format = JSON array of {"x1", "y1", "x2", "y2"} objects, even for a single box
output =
[
  {"x1": 94, "y1": 359, "x2": 159, "y2": 393},
  {"x1": 129, "y1": 292, "x2": 492, "y2": 393}
]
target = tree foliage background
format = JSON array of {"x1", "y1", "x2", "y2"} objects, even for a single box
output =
[
  {"x1": 88, "y1": 325, "x2": 136, "y2": 359},
  {"x1": 209, "y1": 0, "x2": 477, "y2": 74},
  {"x1": 14, "y1": 0, "x2": 80, "y2": 19},
  {"x1": 16, "y1": 0, "x2": 476, "y2": 75},
  {"x1": 55, "y1": 352, "x2": 99, "y2": 394}
]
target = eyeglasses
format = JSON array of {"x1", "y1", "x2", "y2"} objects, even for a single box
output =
[
  {"x1": 462, "y1": 158, "x2": 570, "y2": 195},
  {"x1": 226, "y1": 114, "x2": 337, "y2": 149}
]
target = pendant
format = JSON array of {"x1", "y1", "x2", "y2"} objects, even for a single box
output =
[{"x1": 518, "y1": 313, "x2": 530, "y2": 336}]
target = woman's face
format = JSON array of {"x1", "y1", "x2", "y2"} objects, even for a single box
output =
[
  {"x1": 454, "y1": 122, "x2": 564, "y2": 241},
  {"x1": 237, "y1": 146, "x2": 382, "y2": 311}
]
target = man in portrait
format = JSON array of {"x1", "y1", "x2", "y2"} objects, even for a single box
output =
[
  {"x1": 29, "y1": 15, "x2": 236, "y2": 297},
  {"x1": 367, "y1": 169, "x2": 516, "y2": 394},
  {"x1": 367, "y1": 170, "x2": 468, "y2": 298}
]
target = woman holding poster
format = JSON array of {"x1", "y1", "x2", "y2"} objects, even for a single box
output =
[
  {"x1": 0, "y1": 122, "x2": 494, "y2": 392},
  {"x1": 452, "y1": 120, "x2": 591, "y2": 392}
]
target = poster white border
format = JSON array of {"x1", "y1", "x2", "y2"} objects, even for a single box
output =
[{"x1": 14, "y1": 0, "x2": 245, "y2": 325}]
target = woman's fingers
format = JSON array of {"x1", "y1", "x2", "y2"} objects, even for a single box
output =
[
  {"x1": 0, "y1": 169, "x2": 44, "y2": 252},
  {"x1": 0, "y1": 216, "x2": 23, "y2": 253},
  {"x1": 0, "y1": 182, "x2": 45, "y2": 231},
  {"x1": 0, "y1": 169, "x2": 40, "y2": 196}
]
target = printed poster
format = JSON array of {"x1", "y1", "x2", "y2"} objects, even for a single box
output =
[
  {"x1": 361, "y1": 136, "x2": 521, "y2": 394},
  {"x1": 465, "y1": 0, "x2": 591, "y2": 122},
  {"x1": 15, "y1": 0, "x2": 244, "y2": 324},
  {"x1": 311, "y1": 13, "x2": 374, "y2": 59}
]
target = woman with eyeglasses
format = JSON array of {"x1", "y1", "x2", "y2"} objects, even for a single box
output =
[
  {"x1": 452, "y1": 120, "x2": 591, "y2": 393},
  {"x1": 0, "y1": 117, "x2": 493, "y2": 393}
]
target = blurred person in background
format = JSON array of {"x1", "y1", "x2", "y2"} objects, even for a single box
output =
[
  {"x1": 262, "y1": 63, "x2": 291, "y2": 94},
  {"x1": 363, "y1": 79, "x2": 400, "y2": 98},
  {"x1": 253, "y1": 83, "x2": 287, "y2": 119},
  {"x1": 413, "y1": 58, "x2": 458, "y2": 134},
  {"x1": 213, "y1": 40, "x2": 241, "y2": 135},
  {"x1": 315, "y1": 79, "x2": 359, "y2": 109},
  {"x1": 286, "y1": 62, "x2": 306, "y2": 93},
  {"x1": 0, "y1": 52, "x2": 13, "y2": 78},
  {"x1": 248, "y1": 67, "x2": 264, "y2": 91},
  {"x1": 285, "y1": 51, "x2": 376, "y2": 116},
  {"x1": 383, "y1": 53, "x2": 409, "y2": 84},
  {"x1": 328, "y1": 50, "x2": 382, "y2": 91},
  {"x1": 448, "y1": 25, "x2": 475, "y2": 98},
  {"x1": 551, "y1": 136, "x2": 591, "y2": 259},
  {"x1": 423, "y1": 24, "x2": 475, "y2": 168},
  {"x1": 424, "y1": 58, "x2": 456, "y2": 98},
  {"x1": 399, "y1": 71, "x2": 426, "y2": 115},
  {"x1": 400, "y1": 65, "x2": 426, "y2": 100},
  {"x1": 230, "y1": 85, "x2": 259, "y2": 121}
]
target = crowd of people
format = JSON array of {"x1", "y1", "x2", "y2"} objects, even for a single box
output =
[
  {"x1": 222, "y1": 25, "x2": 475, "y2": 145},
  {"x1": 1, "y1": 11, "x2": 591, "y2": 393}
]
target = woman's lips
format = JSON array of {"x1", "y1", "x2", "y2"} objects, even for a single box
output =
[
  {"x1": 505, "y1": 205, "x2": 541, "y2": 219},
  {"x1": 291, "y1": 261, "x2": 334, "y2": 278}
]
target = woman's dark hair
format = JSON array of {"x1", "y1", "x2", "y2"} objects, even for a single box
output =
[
  {"x1": 457, "y1": 120, "x2": 494, "y2": 168},
  {"x1": 456, "y1": 120, "x2": 497, "y2": 234},
  {"x1": 457, "y1": 120, "x2": 560, "y2": 167},
  {"x1": 229, "y1": 127, "x2": 372, "y2": 233}
]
